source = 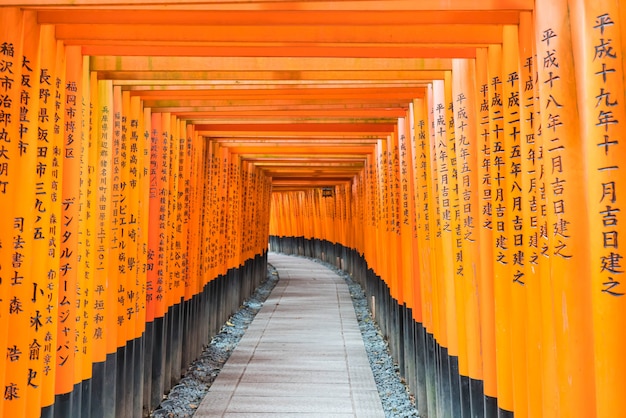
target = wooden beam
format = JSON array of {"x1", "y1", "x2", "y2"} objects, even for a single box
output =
[
  {"x1": 19, "y1": 0, "x2": 534, "y2": 11},
  {"x1": 250, "y1": 161, "x2": 365, "y2": 167},
  {"x1": 90, "y1": 56, "x2": 456, "y2": 72},
  {"x1": 219, "y1": 138, "x2": 379, "y2": 145},
  {"x1": 97, "y1": 70, "x2": 448, "y2": 81},
  {"x1": 116, "y1": 80, "x2": 432, "y2": 87},
  {"x1": 81, "y1": 44, "x2": 478, "y2": 58},
  {"x1": 203, "y1": 132, "x2": 386, "y2": 138},
  {"x1": 130, "y1": 86, "x2": 424, "y2": 99},
  {"x1": 172, "y1": 109, "x2": 408, "y2": 118},
  {"x1": 187, "y1": 117, "x2": 398, "y2": 124},
  {"x1": 142, "y1": 99, "x2": 410, "y2": 109},
  {"x1": 267, "y1": 170, "x2": 362, "y2": 177},
  {"x1": 122, "y1": 81, "x2": 429, "y2": 89},
  {"x1": 196, "y1": 123, "x2": 395, "y2": 133},
  {"x1": 226, "y1": 148, "x2": 372, "y2": 157},
  {"x1": 270, "y1": 179, "x2": 353, "y2": 186},
  {"x1": 150, "y1": 104, "x2": 410, "y2": 114},
  {"x1": 67, "y1": 24, "x2": 501, "y2": 44},
  {"x1": 243, "y1": 156, "x2": 366, "y2": 163},
  {"x1": 37, "y1": 10, "x2": 520, "y2": 25}
]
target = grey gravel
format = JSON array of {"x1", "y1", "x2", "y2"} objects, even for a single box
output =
[
  {"x1": 149, "y1": 265, "x2": 280, "y2": 418},
  {"x1": 310, "y1": 257, "x2": 420, "y2": 418},
  {"x1": 151, "y1": 255, "x2": 420, "y2": 418}
]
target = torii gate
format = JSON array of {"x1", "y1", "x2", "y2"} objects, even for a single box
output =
[{"x1": 0, "y1": 1, "x2": 623, "y2": 418}]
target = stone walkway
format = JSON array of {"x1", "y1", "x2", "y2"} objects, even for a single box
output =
[{"x1": 194, "y1": 253, "x2": 385, "y2": 417}]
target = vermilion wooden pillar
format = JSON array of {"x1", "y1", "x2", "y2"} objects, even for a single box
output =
[
  {"x1": 569, "y1": 1, "x2": 626, "y2": 417},
  {"x1": 535, "y1": 0, "x2": 596, "y2": 416}
]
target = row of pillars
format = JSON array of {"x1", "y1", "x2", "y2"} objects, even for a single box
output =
[
  {"x1": 0, "y1": 8, "x2": 273, "y2": 418},
  {"x1": 268, "y1": 2, "x2": 626, "y2": 417}
]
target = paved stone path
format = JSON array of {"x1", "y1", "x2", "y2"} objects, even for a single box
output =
[{"x1": 194, "y1": 252, "x2": 385, "y2": 417}]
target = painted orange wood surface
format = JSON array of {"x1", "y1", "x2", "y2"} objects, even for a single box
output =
[
  {"x1": 474, "y1": 46, "x2": 498, "y2": 403},
  {"x1": 3, "y1": 10, "x2": 30, "y2": 418},
  {"x1": 535, "y1": 1, "x2": 596, "y2": 417},
  {"x1": 0, "y1": 2, "x2": 624, "y2": 418},
  {"x1": 451, "y1": 58, "x2": 483, "y2": 384},
  {"x1": 569, "y1": 1, "x2": 626, "y2": 416}
]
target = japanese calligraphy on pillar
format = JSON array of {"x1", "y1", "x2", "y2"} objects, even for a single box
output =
[
  {"x1": 477, "y1": 57, "x2": 493, "y2": 235},
  {"x1": 415, "y1": 107, "x2": 431, "y2": 242},
  {"x1": 126, "y1": 99, "x2": 140, "y2": 329},
  {"x1": 398, "y1": 116, "x2": 417, "y2": 312},
  {"x1": 36, "y1": 26, "x2": 59, "y2": 408},
  {"x1": 169, "y1": 119, "x2": 181, "y2": 299},
  {"x1": 0, "y1": 36, "x2": 18, "y2": 198},
  {"x1": 0, "y1": 36, "x2": 20, "y2": 410},
  {"x1": 489, "y1": 48, "x2": 508, "y2": 268},
  {"x1": 3, "y1": 22, "x2": 29, "y2": 409},
  {"x1": 538, "y1": 27, "x2": 573, "y2": 261},
  {"x1": 146, "y1": 114, "x2": 160, "y2": 320},
  {"x1": 520, "y1": 50, "x2": 543, "y2": 270},
  {"x1": 412, "y1": 98, "x2": 435, "y2": 333},
  {"x1": 391, "y1": 135, "x2": 401, "y2": 236},
  {"x1": 218, "y1": 146, "x2": 228, "y2": 269},
  {"x1": 378, "y1": 139, "x2": 389, "y2": 234},
  {"x1": 588, "y1": 12, "x2": 625, "y2": 297},
  {"x1": 136, "y1": 110, "x2": 150, "y2": 331},
  {"x1": 227, "y1": 152, "x2": 239, "y2": 267},
  {"x1": 159, "y1": 115, "x2": 170, "y2": 307},
  {"x1": 56, "y1": 46, "x2": 81, "y2": 395},
  {"x1": 196, "y1": 143, "x2": 208, "y2": 276},
  {"x1": 503, "y1": 32, "x2": 525, "y2": 286},
  {"x1": 517, "y1": 12, "x2": 545, "y2": 415},
  {"x1": 431, "y1": 79, "x2": 456, "y2": 355},
  {"x1": 575, "y1": 7, "x2": 626, "y2": 416},
  {"x1": 109, "y1": 86, "x2": 124, "y2": 347},
  {"x1": 94, "y1": 81, "x2": 111, "y2": 351},
  {"x1": 76, "y1": 58, "x2": 92, "y2": 382},
  {"x1": 21, "y1": 18, "x2": 46, "y2": 411},
  {"x1": 208, "y1": 143, "x2": 218, "y2": 272},
  {"x1": 434, "y1": 92, "x2": 449, "y2": 240},
  {"x1": 455, "y1": 89, "x2": 474, "y2": 245},
  {"x1": 173, "y1": 126, "x2": 185, "y2": 291},
  {"x1": 115, "y1": 92, "x2": 131, "y2": 341},
  {"x1": 181, "y1": 128, "x2": 192, "y2": 292},
  {"x1": 488, "y1": 44, "x2": 518, "y2": 412},
  {"x1": 443, "y1": 75, "x2": 463, "y2": 280},
  {"x1": 445, "y1": 70, "x2": 469, "y2": 376},
  {"x1": 148, "y1": 113, "x2": 169, "y2": 318},
  {"x1": 239, "y1": 161, "x2": 250, "y2": 256},
  {"x1": 534, "y1": 3, "x2": 595, "y2": 415},
  {"x1": 452, "y1": 57, "x2": 484, "y2": 392},
  {"x1": 399, "y1": 124, "x2": 412, "y2": 229},
  {"x1": 368, "y1": 155, "x2": 377, "y2": 232}
]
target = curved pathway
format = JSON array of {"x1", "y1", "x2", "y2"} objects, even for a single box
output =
[{"x1": 194, "y1": 253, "x2": 385, "y2": 418}]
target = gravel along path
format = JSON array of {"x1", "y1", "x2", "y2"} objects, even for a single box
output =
[{"x1": 150, "y1": 256, "x2": 420, "y2": 418}]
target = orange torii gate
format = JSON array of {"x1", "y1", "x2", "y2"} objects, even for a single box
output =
[{"x1": 0, "y1": 1, "x2": 624, "y2": 418}]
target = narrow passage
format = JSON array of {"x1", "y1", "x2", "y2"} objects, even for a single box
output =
[{"x1": 194, "y1": 253, "x2": 385, "y2": 417}]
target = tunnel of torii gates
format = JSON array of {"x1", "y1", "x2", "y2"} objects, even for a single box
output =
[{"x1": 0, "y1": 0, "x2": 625, "y2": 417}]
